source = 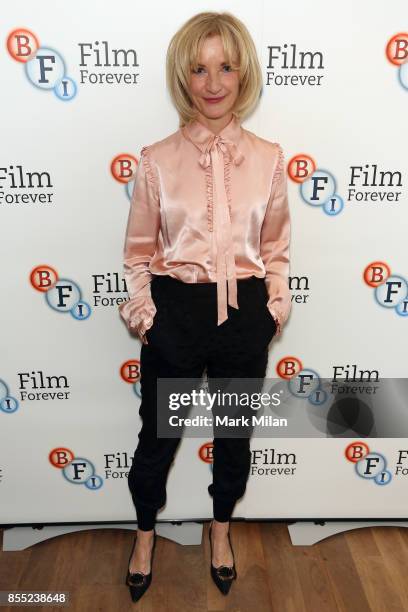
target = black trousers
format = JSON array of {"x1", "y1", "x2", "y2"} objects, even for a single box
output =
[{"x1": 127, "y1": 274, "x2": 277, "y2": 530}]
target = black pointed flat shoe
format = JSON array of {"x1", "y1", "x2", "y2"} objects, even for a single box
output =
[
  {"x1": 125, "y1": 530, "x2": 157, "y2": 603},
  {"x1": 208, "y1": 520, "x2": 237, "y2": 595}
]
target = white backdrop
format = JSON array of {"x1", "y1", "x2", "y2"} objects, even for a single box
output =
[{"x1": 1, "y1": 0, "x2": 407, "y2": 525}]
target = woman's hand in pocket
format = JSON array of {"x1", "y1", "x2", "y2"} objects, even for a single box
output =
[{"x1": 139, "y1": 331, "x2": 149, "y2": 345}]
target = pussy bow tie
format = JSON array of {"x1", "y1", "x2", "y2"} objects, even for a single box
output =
[{"x1": 198, "y1": 134, "x2": 245, "y2": 326}]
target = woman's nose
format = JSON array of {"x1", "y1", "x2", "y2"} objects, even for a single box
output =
[{"x1": 206, "y1": 72, "x2": 222, "y2": 92}]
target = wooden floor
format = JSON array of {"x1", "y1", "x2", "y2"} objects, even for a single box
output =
[{"x1": 1, "y1": 522, "x2": 407, "y2": 611}]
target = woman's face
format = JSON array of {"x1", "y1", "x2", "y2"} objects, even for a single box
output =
[{"x1": 188, "y1": 34, "x2": 240, "y2": 122}]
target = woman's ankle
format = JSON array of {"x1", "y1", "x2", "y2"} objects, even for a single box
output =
[
  {"x1": 136, "y1": 528, "x2": 155, "y2": 541},
  {"x1": 212, "y1": 519, "x2": 230, "y2": 532}
]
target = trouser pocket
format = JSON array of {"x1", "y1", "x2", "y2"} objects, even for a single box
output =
[
  {"x1": 255, "y1": 279, "x2": 277, "y2": 341},
  {"x1": 145, "y1": 280, "x2": 167, "y2": 343}
]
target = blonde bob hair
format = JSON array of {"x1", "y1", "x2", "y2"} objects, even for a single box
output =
[{"x1": 166, "y1": 11, "x2": 263, "y2": 127}]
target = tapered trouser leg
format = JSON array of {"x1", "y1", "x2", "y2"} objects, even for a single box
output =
[
  {"x1": 206, "y1": 346, "x2": 269, "y2": 522},
  {"x1": 128, "y1": 341, "x2": 206, "y2": 530}
]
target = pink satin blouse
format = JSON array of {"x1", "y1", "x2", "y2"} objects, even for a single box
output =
[{"x1": 118, "y1": 113, "x2": 291, "y2": 341}]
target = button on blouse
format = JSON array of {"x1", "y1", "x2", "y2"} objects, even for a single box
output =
[{"x1": 118, "y1": 114, "x2": 291, "y2": 340}]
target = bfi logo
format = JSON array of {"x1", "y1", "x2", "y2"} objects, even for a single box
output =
[{"x1": 345, "y1": 442, "x2": 392, "y2": 486}]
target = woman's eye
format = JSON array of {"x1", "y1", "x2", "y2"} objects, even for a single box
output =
[{"x1": 192, "y1": 65, "x2": 235, "y2": 75}]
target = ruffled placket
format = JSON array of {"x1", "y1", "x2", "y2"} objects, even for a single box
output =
[{"x1": 198, "y1": 135, "x2": 245, "y2": 326}]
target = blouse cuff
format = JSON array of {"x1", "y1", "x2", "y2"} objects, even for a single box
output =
[
  {"x1": 118, "y1": 295, "x2": 157, "y2": 337},
  {"x1": 267, "y1": 305, "x2": 284, "y2": 337}
]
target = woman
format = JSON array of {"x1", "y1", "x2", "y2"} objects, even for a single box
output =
[{"x1": 118, "y1": 11, "x2": 291, "y2": 602}]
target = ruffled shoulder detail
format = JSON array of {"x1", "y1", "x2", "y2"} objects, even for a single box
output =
[
  {"x1": 140, "y1": 145, "x2": 159, "y2": 198},
  {"x1": 271, "y1": 143, "x2": 285, "y2": 186}
]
